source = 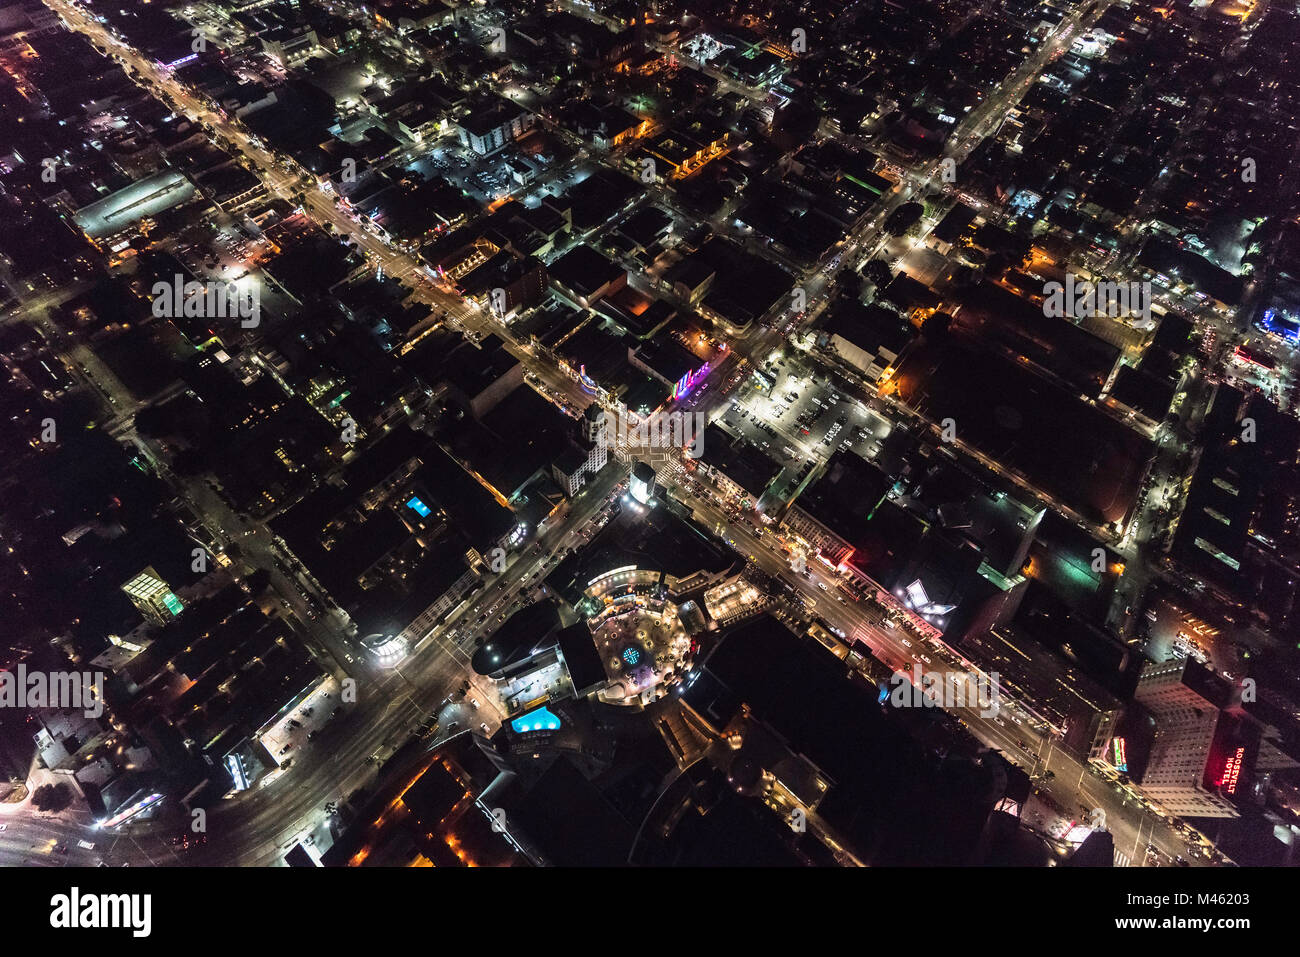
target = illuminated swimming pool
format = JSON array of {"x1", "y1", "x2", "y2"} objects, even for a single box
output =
[
  {"x1": 511, "y1": 706, "x2": 561, "y2": 734},
  {"x1": 406, "y1": 496, "x2": 431, "y2": 517}
]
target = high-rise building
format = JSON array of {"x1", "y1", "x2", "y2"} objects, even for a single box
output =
[
  {"x1": 121, "y1": 566, "x2": 184, "y2": 627},
  {"x1": 1133, "y1": 659, "x2": 1240, "y2": 819},
  {"x1": 552, "y1": 406, "x2": 610, "y2": 497}
]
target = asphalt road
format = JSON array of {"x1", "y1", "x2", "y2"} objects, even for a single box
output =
[
  {"x1": 22, "y1": 0, "x2": 1219, "y2": 869},
  {"x1": 670, "y1": 476, "x2": 1217, "y2": 865}
]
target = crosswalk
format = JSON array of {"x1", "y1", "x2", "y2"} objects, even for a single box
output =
[{"x1": 1113, "y1": 849, "x2": 1131, "y2": 867}]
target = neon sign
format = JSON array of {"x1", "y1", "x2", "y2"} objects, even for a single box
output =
[
  {"x1": 1218, "y1": 747, "x2": 1244, "y2": 795},
  {"x1": 1111, "y1": 737, "x2": 1127, "y2": 773},
  {"x1": 671, "y1": 361, "x2": 711, "y2": 401}
]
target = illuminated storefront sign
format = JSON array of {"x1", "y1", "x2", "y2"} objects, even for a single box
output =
[
  {"x1": 1112, "y1": 737, "x2": 1128, "y2": 773},
  {"x1": 671, "y1": 362, "x2": 712, "y2": 401},
  {"x1": 226, "y1": 754, "x2": 249, "y2": 791},
  {"x1": 101, "y1": 792, "x2": 164, "y2": 829},
  {"x1": 1232, "y1": 345, "x2": 1274, "y2": 371}
]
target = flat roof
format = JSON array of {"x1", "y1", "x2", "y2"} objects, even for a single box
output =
[
  {"x1": 548, "y1": 244, "x2": 625, "y2": 298},
  {"x1": 507, "y1": 757, "x2": 636, "y2": 866},
  {"x1": 895, "y1": 339, "x2": 1152, "y2": 528},
  {"x1": 73, "y1": 170, "x2": 196, "y2": 239},
  {"x1": 824, "y1": 301, "x2": 914, "y2": 356},
  {"x1": 697, "y1": 425, "x2": 782, "y2": 498},
  {"x1": 556, "y1": 621, "x2": 605, "y2": 692},
  {"x1": 795, "y1": 450, "x2": 894, "y2": 551}
]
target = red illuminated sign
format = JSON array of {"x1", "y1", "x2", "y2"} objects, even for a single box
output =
[{"x1": 1218, "y1": 747, "x2": 1245, "y2": 795}]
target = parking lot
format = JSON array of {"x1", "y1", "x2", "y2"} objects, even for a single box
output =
[
  {"x1": 404, "y1": 135, "x2": 573, "y2": 208},
  {"x1": 257, "y1": 678, "x2": 343, "y2": 768},
  {"x1": 717, "y1": 352, "x2": 895, "y2": 491}
]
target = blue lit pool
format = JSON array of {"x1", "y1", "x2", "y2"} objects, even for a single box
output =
[
  {"x1": 511, "y1": 706, "x2": 561, "y2": 734},
  {"x1": 406, "y1": 496, "x2": 431, "y2": 517}
]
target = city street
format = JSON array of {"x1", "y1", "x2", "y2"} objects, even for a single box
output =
[
  {"x1": 669, "y1": 475, "x2": 1217, "y2": 866},
  {"x1": 19, "y1": 0, "x2": 1229, "y2": 870}
]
